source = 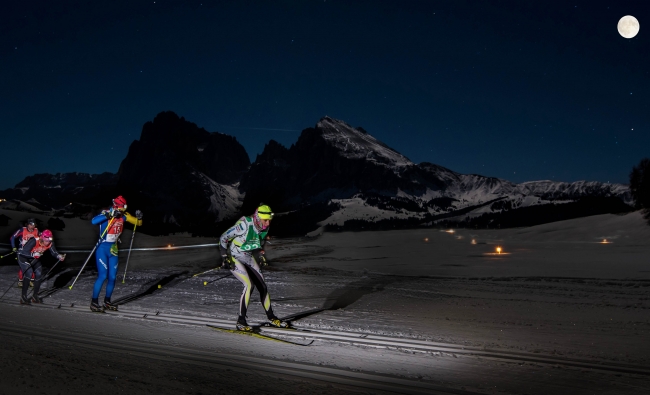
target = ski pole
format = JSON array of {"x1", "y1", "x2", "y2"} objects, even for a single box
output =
[
  {"x1": 67, "y1": 244, "x2": 98, "y2": 290},
  {"x1": 202, "y1": 272, "x2": 231, "y2": 286},
  {"x1": 121, "y1": 223, "x2": 137, "y2": 283},
  {"x1": 42, "y1": 254, "x2": 66, "y2": 281},
  {"x1": 192, "y1": 267, "x2": 221, "y2": 277},
  {"x1": 26, "y1": 256, "x2": 63, "y2": 300},
  {"x1": 0, "y1": 260, "x2": 34, "y2": 302},
  {"x1": 0, "y1": 279, "x2": 19, "y2": 302},
  {"x1": 69, "y1": 217, "x2": 115, "y2": 290},
  {"x1": 0, "y1": 250, "x2": 16, "y2": 259}
]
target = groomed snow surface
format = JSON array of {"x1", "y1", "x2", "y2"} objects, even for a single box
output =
[{"x1": 0, "y1": 209, "x2": 649, "y2": 394}]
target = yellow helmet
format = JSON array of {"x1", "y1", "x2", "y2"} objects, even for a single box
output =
[{"x1": 255, "y1": 204, "x2": 274, "y2": 220}]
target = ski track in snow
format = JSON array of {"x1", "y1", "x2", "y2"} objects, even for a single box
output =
[{"x1": 0, "y1": 211, "x2": 649, "y2": 393}]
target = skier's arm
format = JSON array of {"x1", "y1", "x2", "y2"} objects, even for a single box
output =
[
  {"x1": 9, "y1": 228, "x2": 22, "y2": 249},
  {"x1": 124, "y1": 212, "x2": 142, "y2": 227},
  {"x1": 91, "y1": 211, "x2": 110, "y2": 225},
  {"x1": 48, "y1": 242, "x2": 64, "y2": 260},
  {"x1": 219, "y1": 220, "x2": 246, "y2": 254},
  {"x1": 18, "y1": 238, "x2": 36, "y2": 259}
]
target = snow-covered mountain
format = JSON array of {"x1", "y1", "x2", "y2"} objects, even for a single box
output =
[
  {"x1": 242, "y1": 116, "x2": 631, "y2": 234},
  {"x1": 0, "y1": 113, "x2": 632, "y2": 236},
  {"x1": 0, "y1": 172, "x2": 118, "y2": 214}
]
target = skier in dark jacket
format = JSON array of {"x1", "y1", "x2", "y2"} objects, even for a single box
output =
[
  {"x1": 17, "y1": 229, "x2": 65, "y2": 305},
  {"x1": 9, "y1": 218, "x2": 39, "y2": 288}
]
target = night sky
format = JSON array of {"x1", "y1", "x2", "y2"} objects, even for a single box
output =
[{"x1": 2, "y1": 0, "x2": 648, "y2": 190}]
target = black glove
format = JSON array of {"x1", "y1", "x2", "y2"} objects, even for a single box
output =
[
  {"x1": 104, "y1": 210, "x2": 123, "y2": 220},
  {"x1": 258, "y1": 254, "x2": 268, "y2": 267},
  {"x1": 135, "y1": 210, "x2": 143, "y2": 219},
  {"x1": 221, "y1": 255, "x2": 233, "y2": 270},
  {"x1": 253, "y1": 250, "x2": 267, "y2": 267}
]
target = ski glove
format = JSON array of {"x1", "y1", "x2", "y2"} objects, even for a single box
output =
[
  {"x1": 135, "y1": 210, "x2": 143, "y2": 219},
  {"x1": 104, "y1": 210, "x2": 123, "y2": 220},
  {"x1": 221, "y1": 255, "x2": 234, "y2": 270},
  {"x1": 253, "y1": 250, "x2": 267, "y2": 266},
  {"x1": 57, "y1": 254, "x2": 66, "y2": 261}
]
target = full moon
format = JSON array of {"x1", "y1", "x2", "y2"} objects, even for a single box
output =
[{"x1": 617, "y1": 15, "x2": 640, "y2": 38}]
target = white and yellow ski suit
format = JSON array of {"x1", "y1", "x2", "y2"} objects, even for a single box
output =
[{"x1": 219, "y1": 216, "x2": 277, "y2": 323}]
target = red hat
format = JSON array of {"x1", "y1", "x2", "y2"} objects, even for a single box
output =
[
  {"x1": 41, "y1": 229, "x2": 53, "y2": 241},
  {"x1": 113, "y1": 196, "x2": 127, "y2": 209}
]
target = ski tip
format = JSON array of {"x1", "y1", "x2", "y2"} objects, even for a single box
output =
[{"x1": 203, "y1": 281, "x2": 207, "y2": 286}]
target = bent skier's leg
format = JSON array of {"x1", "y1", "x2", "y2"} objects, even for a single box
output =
[{"x1": 231, "y1": 257, "x2": 253, "y2": 325}]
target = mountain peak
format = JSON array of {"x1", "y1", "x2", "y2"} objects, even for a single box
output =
[{"x1": 315, "y1": 116, "x2": 413, "y2": 168}]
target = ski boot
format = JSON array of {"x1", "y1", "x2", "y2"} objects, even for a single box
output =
[
  {"x1": 29, "y1": 281, "x2": 34, "y2": 288},
  {"x1": 31, "y1": 295, "x2": 44, "y2": 304},
  {"x1": 103, "y1": 300, "x2": 118, "y2": 311},
  {"x1": 268, "y1": 317, "x2": 290, "y2": 328},
  {"x1": 20, "y1": 295, "x2": 31, "y2": 305},
  {"x1": 90, "y1": 302, "x2": 104, "y2": 313},
  {"x1": 17, "y1": 280, "x2": 22, "y2": 288},
  {"x1": 236, "y1": 319, "x2": 252, "y2": 332}
]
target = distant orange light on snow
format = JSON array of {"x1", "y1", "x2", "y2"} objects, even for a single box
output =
[
  {"x1": 445, "y1": 229, "x2": 455, "y2": 234},
  {"x1": 601, "y1": 239, "x2": 611, "y2": 244},
  {"x1": 424, "y1": 238, "x2": 429, "y2": 242},
  {"x1": 471, "y1": 239, "x2": 477, "y2": 245},
  {"x1": 168, "y1": 244, "x2": 171, "y2": 248},
  {"x1": 483, "y1": 246, "x2": 509, "y2": 256}
]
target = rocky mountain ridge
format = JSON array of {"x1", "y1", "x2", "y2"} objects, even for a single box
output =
[{"x1": 0, "y1": 113, "x2": 632, "y2": 236}]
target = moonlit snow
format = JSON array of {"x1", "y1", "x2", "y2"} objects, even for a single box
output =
[{"x1": 0, "y1": 208, "x2": 648, "y2": 394}]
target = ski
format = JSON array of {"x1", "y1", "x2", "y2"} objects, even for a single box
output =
[
  {"x1": 206, "y1": 324, "x2": 313, "y2": 346},
  {"x1": 36, "y1": 287, "x2": 57, "y2": 297},
  {"x1": 258, "y1": 323, "x2": 317, "y2": 333}
]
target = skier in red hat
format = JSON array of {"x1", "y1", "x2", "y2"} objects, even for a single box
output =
[
  {"x1": 89, "y1": 196, "x2": 143, "y2": 312},
  {"x1": 16, "y1": 229, "x2": 65, "y2": 304}
]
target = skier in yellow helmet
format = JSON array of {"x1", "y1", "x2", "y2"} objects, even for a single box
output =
[{"x1": 219, "y1": 204, "x2": 288, "y2": 331}]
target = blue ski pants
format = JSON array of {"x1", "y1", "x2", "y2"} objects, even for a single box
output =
[{"x1": 92, "y1": 242, "x2": 119, "y2": 299}]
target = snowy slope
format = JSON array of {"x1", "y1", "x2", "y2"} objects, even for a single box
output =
[{"x1": 194, "y1": 171, "x2": 244, "y2": 222}]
